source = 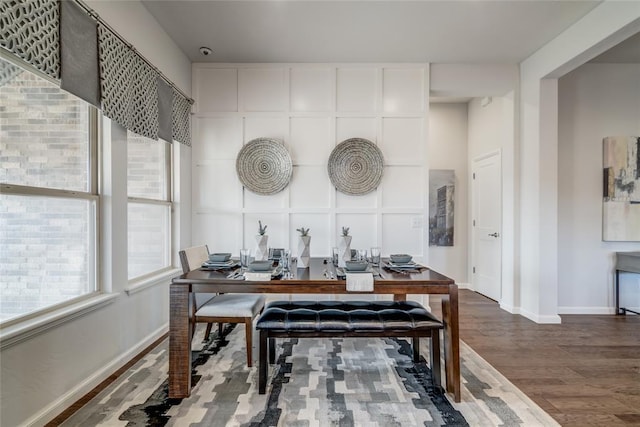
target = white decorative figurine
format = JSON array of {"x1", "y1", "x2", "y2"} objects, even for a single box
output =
[
  {"x1": 255, "y1": 220, "x2": 268, "y2": 261},
  {"x1": 338, "y1": 226, "x2": 352, "y2": 268},
  {"x1": 296, "y1": 227, "x2": 311, "y2": 268}
]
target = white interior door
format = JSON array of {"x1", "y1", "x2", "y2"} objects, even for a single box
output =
[{"x1": 472, "y1": 151, "x2": 502, "y2": 301}]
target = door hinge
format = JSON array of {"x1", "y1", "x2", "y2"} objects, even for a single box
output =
[
  {"x1": 473, "y1": 219, "x2": 476, "y2": 226},
  {"x1": 473, "y1": 266, "x2": 476, "y2": 273},
  {"x1": 473, "y1": 172, "x2": 475, "y2": 179}
]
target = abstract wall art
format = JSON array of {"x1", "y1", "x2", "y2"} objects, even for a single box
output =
[
  {"x1": 603, "y1": 136, "x2": 640, "y2": 241},
  {"x1": 429, "y1": 169, "x2": 455, "y2": 246}
]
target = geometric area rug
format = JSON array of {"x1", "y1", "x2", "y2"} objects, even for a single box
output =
[{"x1": 61, "y1": 325, "x2": 559, "y2": 426}]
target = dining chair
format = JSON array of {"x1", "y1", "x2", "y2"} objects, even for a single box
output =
[{"x1": 179, "y1": 245, "x2": 266, "y2": 367}]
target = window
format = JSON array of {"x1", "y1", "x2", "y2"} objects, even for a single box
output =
[
  {"x1": 127, "y1": 131, "x2": 172, "y2": 280},
  {"x1": 0, "y1": 58, "x2": 98, "y2": 323}
]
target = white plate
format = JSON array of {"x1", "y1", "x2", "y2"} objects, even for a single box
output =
[
  {"x1": 338, "y1": 266, "x2": 373, "y2": 276},
  {"x1": 387, "y1": 261, "x2": 419, "y2": 269},
  {"x1": 247, "y1": 266, "x2": 283, "y2": 277},
  {"x1": 202, "y1": 260, "x2": 238, "y2": 269}
]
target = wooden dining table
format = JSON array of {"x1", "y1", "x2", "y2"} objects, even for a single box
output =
[{"x1": 169, "y1": 257, "x2": 461, "y2": 402}]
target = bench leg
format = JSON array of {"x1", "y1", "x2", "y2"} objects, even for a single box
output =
[
  {"x1": 430, "y1": 329, "x2": 442, "y2": 388},
  {"x1": 259, "y1": 330, "x2": 268, "y2": 394},
  {"x1": 412, "y1": 337, "x2": 420, "y2": 362},
  {"x1": 245, "y1": 318, "x2": 253, "y2": 367},
  {"x1": 268, "y1": 337, "x2": 275, "y2": 364},
  {"x1": 204, "y1": 323, "x2": 213, "y2": 341}
]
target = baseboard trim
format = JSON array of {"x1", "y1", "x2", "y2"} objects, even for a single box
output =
[
  {"x1": 29, "y1": 323, "x2": 169, "y2": 427},
  {"x1": 456, "y1": 282, "x2": 472, "y2": 290},
  {"x1": 558, "y1": 306, "x2": 616, "y2": 315},
  {"x1": 499, "y1": 302, "x2": 518, "y2": 314},
  {"x1": 519, "y1": 307, "x2": 562, "y2": 324}
]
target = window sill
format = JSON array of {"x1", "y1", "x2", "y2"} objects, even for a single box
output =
[
  {"x1": 0, "y1": 293, "x2": 119, "y2": 350},
  {"x1": 125, "y1": 268, "x2": 182, "y2": 295}
]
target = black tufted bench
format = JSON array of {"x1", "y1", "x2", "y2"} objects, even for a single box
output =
[{"x1": 256, "y1": 300, "x2": 443, "y2": 394}]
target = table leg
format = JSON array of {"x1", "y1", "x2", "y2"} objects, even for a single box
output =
[
  {"x1": 441, "y1": 285, "x2": 461, "y2": 402},
  {"x1": 615, "y1": 269, "x2": 621, "y2": 315},
  {"x1": 169, "y1": 283, "x2": 192, "y2": 398},
  {"x1": 393, "y1": 293, "x2": 407, "y2": 302}
]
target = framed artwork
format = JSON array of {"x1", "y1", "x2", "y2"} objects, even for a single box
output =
[
  {"x1": 603, "y1": 136, "x2": 640, "y2": 241},
  {"x1": 429, "y1": 169, "x2": 455, "y2": 246}
]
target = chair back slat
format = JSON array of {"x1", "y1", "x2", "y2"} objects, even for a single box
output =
[{"x1": 179, "y1": 245, "x2": 209, "y2": 273}]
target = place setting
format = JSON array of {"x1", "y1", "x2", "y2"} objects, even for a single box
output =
[
  {"x1": 243, "y1": 259, "x2": 284, "y2": 281},
  {"x1": 221, "y1": 248, "x2": 294, "y2": 280},
  {"x1": 200, "y1": 252, "x2": 239, "y2": 271},
  {"x1": 384, "y1": 253, "x2": 426, "y2": 274}
]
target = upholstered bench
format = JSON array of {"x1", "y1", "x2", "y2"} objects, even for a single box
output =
[{"x1": 256, "y1": 300, "x2": 443, "y2": 394}]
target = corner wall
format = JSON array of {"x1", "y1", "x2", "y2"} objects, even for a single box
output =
[
  {"x1": 467, "y1": 95, "x2": 517, "y2": 310},
  {"x1": 0, "y1": 2, "x2": 192, "y2": 425},
  {"x1": 428, "y1": 103, "x2": 469, "y2": 284},
  {"x1": 518, "y1": 1, "x2": 640, "y2": 322},
  {"x1": 558, "y1": 63, "x2": 640, "y2": 313}
]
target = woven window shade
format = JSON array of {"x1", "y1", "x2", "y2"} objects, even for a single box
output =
[
  {"x1": 98, "y1": 23, "x2": 134, "y2": 129},
  {"x1": 0, "y1": 0, "x2": 60, "y2": 79},
  {"x1": 157, "y1": 77, "x2": 172, "y2": 143},
  {"x1": 1, "y1": 0, "x2": 191, "y2": 145},
  {"x1": 172, "y1": 89, "x2": 192, "y2": 146},
  {"x1": 128, "y1": 54, "x2": 158, "y2": 140},
  {"x1": 60, "y1": 0, "x2": 100, "y2": 107}
]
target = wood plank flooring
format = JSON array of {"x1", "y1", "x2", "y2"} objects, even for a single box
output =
[
  {"x1": 48, "y1": 289, "x2": 638, "y2": 426},
  {"x1": 432, "y1": 289, "x2": 640, "y2": 426}
]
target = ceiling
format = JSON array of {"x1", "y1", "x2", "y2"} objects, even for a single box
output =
[
  {"x1": 141, "y1": 0, "x2": 603, "y2": 64},
  {"x1": 589, "y1": 31, "x2": 640, "y2": 64}
]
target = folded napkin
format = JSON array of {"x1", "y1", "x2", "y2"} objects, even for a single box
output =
[
  {"x1": 243, "y1": 272, "x2": 272, "y2": 281},
  {"x1": 346, "y1": 272, "x2": 374, "y2": 291}
]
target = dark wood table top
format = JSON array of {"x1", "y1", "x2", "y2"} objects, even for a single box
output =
[
  {"x1": 168, "y1": 256, "x2": 461, "y2": 402},
  {"x1": 172, "y1": 257, "x2": 456, "y2": 295}
]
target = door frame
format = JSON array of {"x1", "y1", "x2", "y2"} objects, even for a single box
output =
[{"x1": 470, "y1": 149, "x2": 503, "y2": 302}]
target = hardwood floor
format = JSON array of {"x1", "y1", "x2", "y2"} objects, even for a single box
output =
[
  {"x1": 45, "y1": 334, "x2": 168, "y2": 427},
  {"x1": 48, "y1": 289, "x2": 638, "y2": 426},
  {"x1": 432, "y1": 289, "x2": 640, "y2": 426}
]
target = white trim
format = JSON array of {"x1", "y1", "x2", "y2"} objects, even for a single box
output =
[
  {"x1": 22, "y1": 323, "x2": 169, "y2": 427},
  {"x1": 456, "y1": 282, "x2": 472, "y2": 290},
  {"x1": 558, "y1": 306, "x2": 617, "y2": 315},
  {"x1": 518, "y1": 307, "x2": 562, "y2": 324},
  {"x1": 0, "y1": 293, "x2": 119, "y2": 349},
  {"x1": 473, "y1": 148, "x2": 502, "y2": 163},
  {"x1": 125, "y1": 268, "x2": 182, "y2": 295},
  {"x1": 499, "y1": 302, "x2": 518, "y2": 314}
]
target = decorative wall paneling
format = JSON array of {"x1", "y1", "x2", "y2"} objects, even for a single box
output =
[{"x1": 192, "y1": 64, "x2": 429, "y2": 300}]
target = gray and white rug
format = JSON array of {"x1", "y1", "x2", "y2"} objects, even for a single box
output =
[{"x1": 62, "y1": 325, "x2": 559, "y2": 426}]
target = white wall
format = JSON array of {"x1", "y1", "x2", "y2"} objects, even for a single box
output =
[
  {"x1": 558, "y1": 63, "x2": 640, "y2": 314},
  {"x1": 430, "y1": 64, "x2": 518, "y2": 98},
  {"x1": 467, "y1": 96, "x2": 517, "y2": 310},
  {"x1": 0, "y1": 3, "x2": 192, "y2": 425},
  {"x1": 468, "y1": 97, "x2": 512, "y2": 159},
  {"x1": 191, "y1": 64, "x2": 440, "y2": 301},
  {"x1": 518, "y1": 1, "x2": 640, "y2": 323},
  {"x1": 428, "y1": 103, "x2": 469, "y2": 284}
]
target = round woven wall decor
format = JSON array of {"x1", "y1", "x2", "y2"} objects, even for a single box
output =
[
  {"x1": 328, "y1": 138, "x2": 384, "y2": 195},
  {"x1": 236, "y1": 138, "x2": 293, "y2": 195}
]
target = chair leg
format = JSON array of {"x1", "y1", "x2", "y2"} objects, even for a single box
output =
[
  {"x1": 412, "y1": 337, "x2": 420, "y2": 362},
  {"x1": 430, "y1": 329, "x2": 442, "y2": 388},
  {"x1": 259, "y1": 330, "x2": 268, "y2": 394},
  {"x1": 245, "y1": 317, "x2": 253, "y2": 367},
  {"x1": 268, "y1": 337, "x2": 276, "y2": 364},
  {"x1": 204, "y1": 323, "x2": 213, "y2": 340}
]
